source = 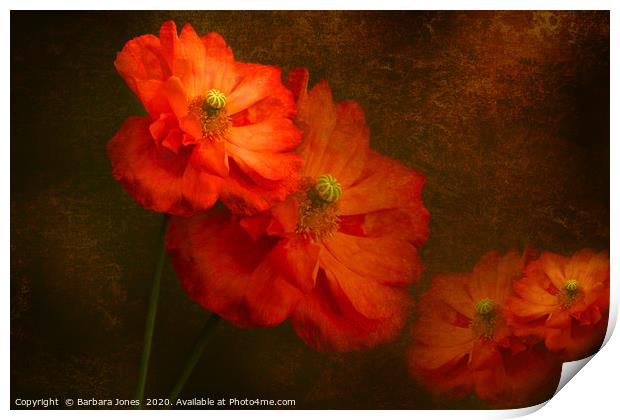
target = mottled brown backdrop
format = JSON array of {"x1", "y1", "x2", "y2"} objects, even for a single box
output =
[{"x1": 11, "y1": 11, "x2": 609, "y2": 409}]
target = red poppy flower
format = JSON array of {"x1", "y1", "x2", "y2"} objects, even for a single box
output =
[
  {"x1": 107, "y1": 21, "x2": 302, "y2": 215},
  {"x1": 409, "y1": 250, "x2": 562, "y2": 408},
  {"x1": 166, "y1": 68, "x2": 429, "y2": 351},
  {"x1": 507, "y1": 249, "x2": 609, "y2": 361}
]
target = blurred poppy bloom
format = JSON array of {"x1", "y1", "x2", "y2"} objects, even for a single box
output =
[
  {"x1": 166, "y1": 68, "x2": 429, "y2": 351},
  {"x1": 107, "y1": 20, "x2": 302, "y2": 215},
  {"x1": 409, "y1": 250, "x2": 562, "y2": 408},
  {"x1": 507, "y1": 249, "x2": 609, "y2": 361}
]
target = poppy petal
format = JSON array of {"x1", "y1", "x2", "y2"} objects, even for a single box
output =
[
  {"x1": 339, "y1": 152, "x2": 428, "y2": 218},
  {"x1": 200, "y1": 32, "x2": 239, "y2": 93},
  {"x1": 114, "y1": 34, "x2": 170, "y2": 114},
  {"x1": 220, "y1": 154, "x2": 303, "y2": 215},
  {"x1": 107, "y1": 116, "x2": 192, "y2": 214},
  {"x1": 166, "y1": 210, "x2": 303, "y2": 327},
  {"x1": 229, "y1": 118, "x2": 301, "y2": 152},
  {"x1": 226, "y1": 64, "x2": 287, "y2": 116},
  {"x1": 291, "y1": 270, "x2": 407, "y2": 352},
  {"x1": 322, "y1": 232, "x2": 422, "y2": 287}
]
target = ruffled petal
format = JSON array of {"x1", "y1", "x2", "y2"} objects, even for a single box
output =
[
  {"x1": 267, "y1": 197, "x2": 299, "y2": 235},
  {"x1": 285, "y1": 67, "x2": 309, "y2": 103},
  {"x1": 231, "y1": 81, "x2": 296, "y2": 127},
  {"x1": 290, "y1": 243, "x2": 413, "y2": 351},
  {"x1": 414, "y1": 291, "x2": 475, "y2": 343},
  {"x1": 242, "y1": 250, "x2": 307, "y2": 326},
  {"x1": 158, "y1": 21, "x2": 207, "y2": 98},
  {"x1": 425, "y1": 274, "x2": 476, "y2": 319},
  {"x1": 512, "y1": 277, "x2": 558, "y2": 307},
  {"x1": 409, "y1": 290, "x2": 475, "y2": 373},
  {"x1": 189, "y1": 140, "x2": 229, "y2": 178},
  {"x1": 293, "y1": 80, "x2": 338, "y2": 178},
  {"x1": 537, "y1": 252, "x2": 569, "y2": 290},
  {"x1": 228, "y1": 118, "x2": 301, "y2": 152},
  {"x1": 488, "y1": 346, "x2": 562, "y2": 408},
  {"x1": 220, "y1": 155, "x2": 303, "y2": 216},
  {"x1": 165, "y1": 209, "x2": 306, "y2": 327},
  {"x1": 411, "y1": 315, "x2": 474, "y2": 349},
  {"x1": 114, "y1": 34, "x2": 171, "y2": 115},
  {"x1": 130, "y1": 79, "x2": 172, "y2": 116},
  {"x1": 268, "y1": 236, "x2": 320, "y2": 293},
  {"x1": 162, "y1": 129, "x2": 184, "y2": 154},
  {"x1": 339, "y1": 152, "x2": 428, "y2": 217},
  {"x1": 179, "y1": 160, "x2": 224, "y2": 213},
  {"x1": 357, "y1": 205, "x2": 429, "y2": 247},
  {"x1": 290, "y1": 269, "x2": 409, "y2": 352},
  {"x1": 158, "y1": 22, "x2": 240, "y2": 96},
  {"x1": 238, "y1": 212, "x2": 272, "y2": 242},
  {"x1": 566, "y1": 249, "x2": 610, "y2": 292},
  {"x1": 470, "y1": 340, "x2": 502, "y2": 371},
  {"x1": 177, "y1": 24, "x2": 208, "y2": 96},
  {"x1": 473, "y1": 367, "x2": 507, "y2": 403},
  {"x1": 178, "y1": 114, "x2": 203, "y2": 141},
  {"x1": 107, "y1": 116, "x2": 190, "y2": 214},
  {"x1": 506, "y1": 296, "x2": 553, "y2": 318},
  {"x1": 559, "y1": 317, "x2": 608, "y2": 361},
  {"x1": 410, "y1": 358, "x2": 474, "y2": 400},
  {"x1": 162, "y1": 76, "x2": 189, "y2": 120},
  {"x1": 290, "y1": 79, "x2": 369, "y2": 188},
  {"x1": 316, "y1": 101, "x2": 369, "y2": 186},
  {"x1": 322, "y1": 232, "x2": 423, "y2": 287},
  {"x1": 219, "y1": 67, "x2": 301, "y2": 215},
  {"x1": 468, "y1": 250, "x2": 524, "y2": 304},
  {"x1": 227, "y1": 143, "x2": 302, "y2": 183},
  {"x1": 319, "y1": 247, "x2": 412, "y2": 321},
  {"x1": 149, "y1": 112, "x2": 177, "y2": 143},
  {"x1": 200, "y1": 32, "x2": 240, "y2": 93},
  {"x1": 409, "y1": 342, "x2": 473, "y2": 371},
  {"x1": 226, "y1": 64, "x2": 287, "y2": 116},
  {"x1": 115, "y1": 34, "x2": 169, "y2": 82}
]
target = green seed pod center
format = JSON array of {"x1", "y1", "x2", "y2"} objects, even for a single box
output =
[
  {"x1": 471, "y1": 298, "x2": 498, "y2": 338},
  {"x1": 565, "y1": 279, "x2": 579, "y2": 294},
  {"x1": 314, "y1": 174, "x2": 342, "y2": 204},
  {"x1": 475, "y1": 298, "x2": 495, "y2": 318},
  {"x1": 206, "y1": 89, "x2": 227, "y2": 110}
]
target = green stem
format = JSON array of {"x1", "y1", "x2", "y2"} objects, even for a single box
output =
[
  {"x1": 136, "y1": 216, "x2": 168, "y2": 408},
  {"x1": 168, "y1": 315, "x2": 221, "y2": 404}
]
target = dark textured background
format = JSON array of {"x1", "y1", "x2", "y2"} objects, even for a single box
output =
[{"x1": 11, "y1": 11, "x2": 609, "y2": 409}]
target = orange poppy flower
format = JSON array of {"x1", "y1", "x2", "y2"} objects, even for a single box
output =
[
  {"x1": 507, "y1": 249, "x2": 609, "y2": 361},
  {"x1": 166, "y1": 68, "x2": 429, "y2": 350},
  {"x1": 107, "y1": 21, "x2": 302, "y2": 215},
  {"x1": 409, "y1": 250, "x2": 562, "y2": 408}
]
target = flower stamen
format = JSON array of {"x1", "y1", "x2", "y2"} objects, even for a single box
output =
[
  {"x1": 558, "y1": 279, "x2": 580, "y2": 308},
  {"x1": 296, "y1": 175, "x2": 342, "y2": 240},
  {"x1": 189, "y1": 90, "x2": 231, "y2": 141},
  {"x1": 471, "y1": 298, "x2": 497, "y2": 338}
]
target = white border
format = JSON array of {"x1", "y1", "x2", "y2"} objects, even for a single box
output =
[
  {"x1": 4, "y1": 2, "x2": 616, "y2": 419},
  {"x1": 0, "y1": 0, "x2": 615, "y2": 11}
]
